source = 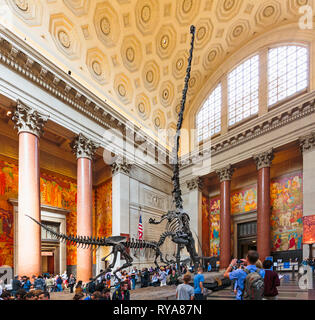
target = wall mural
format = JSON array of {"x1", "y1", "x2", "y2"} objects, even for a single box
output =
[
  {"x1": 270, "y1": 172, "x2": 303, "y2": 252},
  {"x1": 209, "y1": 197, "x2": 220, "y2": 256},
  {"x1": 231, "y1": 186, "x2": 257, "y2": 215},
  {"x1": 95, "y1": 179, "x2": 113, "y2": 261},
  {"x1": 0, "y1": 160, "x2": 18, "y2": 267},
  {"x1": 0, "y1": 158, "x2": 113, "y2": 268},
  {"x1": 303, "y1": 215, "x2": 315, "y2": 244},
  {"x1": 201, "y1": 195, "x2": 210, "y2": 257},
  {"x1": 40, "y1": 172, "x2": 78, "y2": 266}
]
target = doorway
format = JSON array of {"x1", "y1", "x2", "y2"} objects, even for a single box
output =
[{"x1": 237, "y1": 221, "x2": 257, "y2": 259}]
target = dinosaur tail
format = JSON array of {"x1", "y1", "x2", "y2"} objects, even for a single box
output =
[
  {"x1": 157, "y1": 231, "x2": 174, "y2": 247},
  {"x1": 25, "y1": 215, "x2": 103, "y2": 249}
]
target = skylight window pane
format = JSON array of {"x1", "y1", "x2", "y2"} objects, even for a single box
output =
[
  {"x1": 268, "y1": 46, "x2": 308, "y2": 106},
  {"x1": 228, "y1": 55, "x2": 259, "y2": 126},
  {"x1": 196, "y1": 83, "x2": 222, "y2": 142}
]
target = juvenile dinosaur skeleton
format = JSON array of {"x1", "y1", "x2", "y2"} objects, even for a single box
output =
[{"x1": 27, "y1": 25, "x2": 200, "y2": 279}]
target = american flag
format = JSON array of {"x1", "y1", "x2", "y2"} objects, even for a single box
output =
[{"x1": 138, "y1": 214, "x2": 143, "y2": 240}]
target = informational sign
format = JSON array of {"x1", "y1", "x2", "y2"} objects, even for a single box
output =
[
  {"x1": 41, "y1": 251, "x2": 53, "y2": 256},
  {"x1": 303, "y1": 215, "x2": 315, "y2": 244}
]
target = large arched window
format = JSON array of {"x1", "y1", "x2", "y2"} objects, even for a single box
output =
[
  {"x1": 268, "y1": 45, "x2": 308, "y2": 106},
  {"x1": 196, "y1": 83, "x2": 222, "y2": 142},
  {"x1": 228, "y1": 55, "x2": 259, "y2": 126}
]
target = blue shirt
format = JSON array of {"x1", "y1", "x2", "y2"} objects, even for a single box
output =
[
  {"x1": 193, "y1": 274, "x2": 205, "y2": 294},
  {"x1": 207, "y1": 265, "x2": 212, "y2": 272},
  {"x1": 229, "y1": 265, "x2": 265, "y2": 300}
]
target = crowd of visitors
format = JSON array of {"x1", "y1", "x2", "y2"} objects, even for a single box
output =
[{"x1": 1, "y1": 250, "x2": 307, "y2": 301}]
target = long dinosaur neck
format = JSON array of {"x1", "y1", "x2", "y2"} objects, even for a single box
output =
[{"x1": 172, "y1": 25, "x2": 196, "y2": 211}]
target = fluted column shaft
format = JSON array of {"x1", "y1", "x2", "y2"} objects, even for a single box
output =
[
  {"x1": 216, "y1": 165, "x2": 234, "y2": 269},
  {"x1": 12, "y1": 101, "x2": 48, "y2": 277},
  {"x1": 71, "y1": 134, "x2": 99, "y2": 282},
  {"x1": 254, "y1": 149, "x2": 274, "y2": 262}
]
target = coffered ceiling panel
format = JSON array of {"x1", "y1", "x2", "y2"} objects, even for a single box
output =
[{"x1": 2, "y1": 0, "x2": 310, "y2": 138}]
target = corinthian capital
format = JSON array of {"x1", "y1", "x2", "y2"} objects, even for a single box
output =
[
  {"x1": 216, "y1": 165, "x2": 234, "y2": 182},
  {"x1": 253, "y1": 149, "x2": 274, "y2": 170},
  {"x1": 111, "y1": 156, "x2": 132, "y2": 175},
  {"x1": 186, "y1": 176, "x2": 203, "y2": 191},
  {"x1": 11, "y1": 100, "x2": 49, "y2": 138},
  {"x1": 299, "y1": 132, "x2": 315, "y2": 153},
  {"x1": 70, "y1": 133, "x2": 99, "y2": 160}
]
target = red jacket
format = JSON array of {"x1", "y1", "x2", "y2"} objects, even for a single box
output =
[{"x1": 264, "y1": 270, "x2": 280, "y2": 297}]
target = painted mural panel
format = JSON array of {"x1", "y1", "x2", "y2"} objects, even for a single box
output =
[
  {"x1": 302, "y1": 215, "x2": 315, "y2": 244},
  {"x1": 231, "y1": 186, "x2": 257, "y2": 215},
  {"x1": 95, "y1": 179, "x2": 112, "y2": 260},
  {"x1": 0, "y1": 160, "x2": 18, "y2": 267},
  {"x1": 40, "y1": 172, "x2": 78, "y2": 266},
  {"x1": 209, "y1": 197, "x2": 220, "y2": 256},
  {"x1": 270, "y1": 172, "x2": 303, "y2": 252},
  {"x1": 202, "y1": 195, "x2": 210, "y2": 257}
]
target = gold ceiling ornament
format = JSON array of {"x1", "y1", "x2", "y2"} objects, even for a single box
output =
[
  {"x1": 156, "y1": 24, "x2": 177, "y2": 60},
  {"x1": 226, "y1": 19, "x2": 250, "y2": 47},
  {"x1": 7, "y1": 0, "x2": 42, "y2": 25},
  {"x1": 152, "y1": 109, "x2": 166, "y2": 130},
  {"x1": 203, "y1": 43, "x2": 224, "y2": 70},
  {"x1": 176, "y1": 0, "x2": 201, "y2": 25},
  {"x1": 216, "y1": 0, "x2": 243, "y2": 22},
  {"x1": 121, "y1": 35, "x2": 143, "y2": 72},
  {"x1": 142, "y1": 60, "x2": 160, "y2": 91},
  {"x1": 15, "y1": 0, "x2": 28, "y2": 11},
  {"x1": 63, "y1": 0, "x2": 90, "y2": 17},
  {"x1": 94, "y1": 1, "x2": 120, "y2": 47},
  {"x1": 114, "y1": 73, "x2": 133, "y2": 104},
  {"x1": 135, "y1": 0, "x2": 159, "y2": 35},
  {"x1": 86, "y1": 47, "x2": 110, "y2": 84},
  {"x1": 194, "y1": 17, "x2": 214, "y2": 50},
  {"x1": 255, "y1": 1, "x2": 281, "y2": 28},
  {"x1": 49, "y1": 13, "x2": 81, "y2": 59},
  {"x1": 135, "y1": 93, "x2": 151, "y2": 120},
  {"x1": 172, "y1": 50, "x2": 189, "y2": 79},
  {"x1": 159, "y1": 80, "x2": 175, "y2": 108},
  {"x1": 58, "y1": 30, "x2": 71, "y2": 48}
]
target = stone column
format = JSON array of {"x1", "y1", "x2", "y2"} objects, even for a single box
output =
[
  {"x1": 71, "y1": 134, "x2": 99, "y2": 282},
  {"x1": 300, "y1": 132, "x2": 315, "y2": 262},
  {"x1": 216, "y1": 165, "x2": 234, "y2": 269},
  {"x1": 111, "y1": 157, "x2": 132, "y2": 268},
  {"x1": 12, "y1": 100, "x2": 48, "y2": 277},
  {"x1": 184, "y1": 177, "x2": 203, "y2": 255},
  {"x1": 253, "y1": 149, "x2": 274, "y2": 262}
]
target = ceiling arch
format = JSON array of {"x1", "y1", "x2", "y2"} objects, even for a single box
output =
[{"x1": 2, "y1": 0, "x2": 311, "y2": 137}]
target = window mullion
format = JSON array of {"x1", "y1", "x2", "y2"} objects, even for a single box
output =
[
  {"x1": 221, "y1": 73, "x2": 228, "y2": 134},
  {"x1": 259, "y1": 48, "x2": 268, "y2": 116}
]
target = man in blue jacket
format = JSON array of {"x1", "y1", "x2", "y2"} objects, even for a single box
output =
[{"x1": 224, "y1": 250, "x2": 265, "y2": 300}]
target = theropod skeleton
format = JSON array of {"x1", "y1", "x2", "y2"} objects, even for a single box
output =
[{"x1": 27, "y1": 25, "x2": 199, "y2": 279}]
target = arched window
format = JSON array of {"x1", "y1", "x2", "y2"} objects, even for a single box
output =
[
  {"x1": 228, "y1": 55, "x2": 259, "y2": 126},
  {"x1": 268, "y1": 45, "x2": 308, "y2": 106},
  {"x1": 196, "y1": 83, "x2": 222, "y2": 142}
]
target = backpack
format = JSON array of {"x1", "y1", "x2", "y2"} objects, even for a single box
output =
[
  {"x1": 242, "y1": 268, "x2": 264, "y2": 300},
  {"x1": 87, "y1": 281, "x2": 95, "y2": 293}
]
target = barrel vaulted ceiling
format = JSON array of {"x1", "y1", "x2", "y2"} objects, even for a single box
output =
[{"x1": 0, "y1": 0, "x2": 310, "y2": 139}]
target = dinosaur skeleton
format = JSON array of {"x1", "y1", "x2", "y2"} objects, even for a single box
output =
[
  {"x1": 27, "y1": 25, "x2": 199, "y2": 280},
  {"x1": 148, "y1": 25, "x2": 200, "y2": 273},
  {"x1": 26, "y1": 215, "x2": 167, "y2": 278}
]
